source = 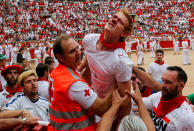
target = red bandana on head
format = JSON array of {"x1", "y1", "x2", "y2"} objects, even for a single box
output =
[
  {"x1": 99, "y1": 31, "x2": 125, "y2": 50},
  {"x1": 155, "y1": 96, "x2": 186, "y2": 117},
  {"x1": 5, "y1": 86, "x2": 22, "y2": 98},
  {"x1": 154, "y1": 60, "x2": 164, "y2": 65}
]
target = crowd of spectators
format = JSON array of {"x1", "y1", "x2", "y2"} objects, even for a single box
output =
[{"x1": 0, "y1": 0, "x2": 193, "y2": 44}]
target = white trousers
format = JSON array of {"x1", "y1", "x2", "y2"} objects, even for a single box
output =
[
  {"x1": 183, "y1": 49, "x2": 190, "y2": 64},
  {"x1": 137, "y1": 52, "x2": 144, "y2": 65},
  {"x1": 150, "y1": 48, "x2": 155, "y2": 58},
  {"x1": 11, "y1": 55, "x2": 16, "y2": 64}
]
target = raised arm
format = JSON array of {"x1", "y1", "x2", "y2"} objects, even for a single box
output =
[
  {"x1": 97, "y1": 89, "x2": 127, "y2": 131},
  {"x1": 116, "y1": 80, "x2": 132, "y2": 123},
  {"x1": 76, "y1": 55, "x2": 88, "y2": 72},
  {"x1": 126, "y1": 85, "x2": 156, "y2": 131},
  {"x1": 132, "y1": 66, "x2": 162, "y2": 91}
]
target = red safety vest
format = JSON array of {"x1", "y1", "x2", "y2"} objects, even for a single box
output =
[{"x1": 48, "y1": 64, "x2": 96, "y2": 131}]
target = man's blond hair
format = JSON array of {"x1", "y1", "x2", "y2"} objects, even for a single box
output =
[
  {"x1": 118, "y1": 8, "x2": 134, "y2": 33},
  {"x1": 18, "y1": 70, "x2": 37, "y2": 86}
]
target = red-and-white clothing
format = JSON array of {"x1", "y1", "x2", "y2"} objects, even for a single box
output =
[
  {"x1": 148, "y1": 62, "x2": 168, "y2": 81},
  {"x1": 83, "y1": 34, "x2": 133, "y2": 98},
  {"x1": 182, "y1": 40, "x2": 190, "y2": 64},
  {"x1": 143, "y1": 92, "x2": 194, "y2": 131},
  {"x1": 0, "y1": 86, "x2": 22, "y2": 108}
]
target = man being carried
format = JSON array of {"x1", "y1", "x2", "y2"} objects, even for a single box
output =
[{"x1": 80, "y1": 8, "x2": 134, "y2": 122}]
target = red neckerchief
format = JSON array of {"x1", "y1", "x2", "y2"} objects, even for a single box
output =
[
  {"x1": 99, "y1": 31, "x2": 125, "y2": 50},
  {"x1": 154, "y1": 60, "x2": 164, "y2": 65},
  {"x1": 155, "y1": 96, "x2": 186, "y2": 117},
  {"x1": 142, "y1": 87, "x2": 152, "y2": 97},
  {"x1": 5, "y1": 85, "x2": 22, "y2": 98},
  {"x1": 37, "y1": 78, "x2": 49, "y2": 82}
]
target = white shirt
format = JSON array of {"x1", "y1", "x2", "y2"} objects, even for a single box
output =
[
  {"x1": 173, "y1": 39, "x2": 179, "y2": 48},
  {"x1": 182, "y1": 41, "x2": 188, "y2": 49},
  {"x1": 37, "y1": 80, "x2": 49, "y2": 100},
  {"x1": 0, "y1": 72, "x2": 6, "y2": 90},
  {"x1": 148, "y1": 62, "x2": 168, "y2": 81},
  {"x1": 0, "y1": 90, "x2": 21, "y2": 108},
  {"x1": 11, "y1": 46, "x2": 18, "y2": 56},
  {"x1": 43, "y1": 53, "x2": 49, "y2": 62},
  {"x1": 137, "y1": 44, "x2": 144, "y2": 53},
  {"x1": 143, "y1": 92, "x2": 194, "y2": 131},
  {"x1": 83, "y1": 34, "x2": 133, "y2": 98},
  {"x1": 3, "y1": 93, "x2": 49, "y2": 121},
  {"x1": 125, "y1": 41, "x2": 131, "y2": 52},
  {"x1": 68, "y1": 81, "x2": 97, "y2": 109},
  {"x1": 34, "y1": 49, "x2": 41, "y2": 59},
  {"x1": 23, "y1": 49, "x2": 31, "y2": 61}
]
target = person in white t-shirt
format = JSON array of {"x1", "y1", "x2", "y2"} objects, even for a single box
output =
[
  {"x1": 11, "y1": 44, "x2": 18, "y2": 65},
  {"x1": 190, "y1": 35, "x2": 194, "y2": 51},
  {"x1": 4, "y1": 44, "x2": 10, "y2": 61},
  {"x1": 36, "y1": 63, "x2": 49, "y2": 100},
  {"x1": 182, "y1": 37, "x2": 191, "y2": 65},
  {"x1": 43, "y1": 47, "x2": 50, "y2": 62},
  {"x1": 34, "y1": 45, "x2": 41, "y2": 67},
  {"x1": 148, "y1": 49, "x2": 168, "y2": 82},
  {"x1": 125, "y1": 39, "x2": 132, "y2": 57},
  {"x1": 132, "y1": 66, "x2": 194, "y2": 131},
  {"x1": 1, "y1": 70, "x2": 49, "y2": 121},
  {"x1": 23, "y1": 46, "x2": 32, "y2": 69},
  {"x1": 155, "y1": 40, "x2": 161, "y2": 50},
  {"x1": 149, "y1": 39, "x2": 155, "y2": 58},
  {"x1": 136, "y1": 42, "x2": 144, "y2": 66},
  {"x1": 173, "y1": 37, "x2": 180, "y2": 55},
  {"x1": 80, "y1": 8, "x2": 134, "y2": 123}
]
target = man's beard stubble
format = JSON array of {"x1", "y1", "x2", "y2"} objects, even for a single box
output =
[
  {"x1": 162, "y1": 85, "x2": 179, "y2": 101},
  {"x1": 6, "y1": 78, "x2": 17, "y2": 86}
]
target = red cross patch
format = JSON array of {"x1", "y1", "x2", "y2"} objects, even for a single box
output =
[{"x1": 84, "y1": 89, "x2": 90, "y2": 97}]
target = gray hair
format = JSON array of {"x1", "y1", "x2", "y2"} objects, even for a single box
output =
[{"x1": 118, "y1": 114, "x2": 148, "y2": 131}]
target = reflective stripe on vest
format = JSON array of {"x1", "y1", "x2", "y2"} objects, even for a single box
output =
[
  {"x1": 49, "y1": 107, "x2": 87, "y2": 119},
  {"x1": 67, "y1": 68, "x2": 80, "y2": 80},
  {"x1": 50, "y1": 115, "x2": 95, "y2": 130}
]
